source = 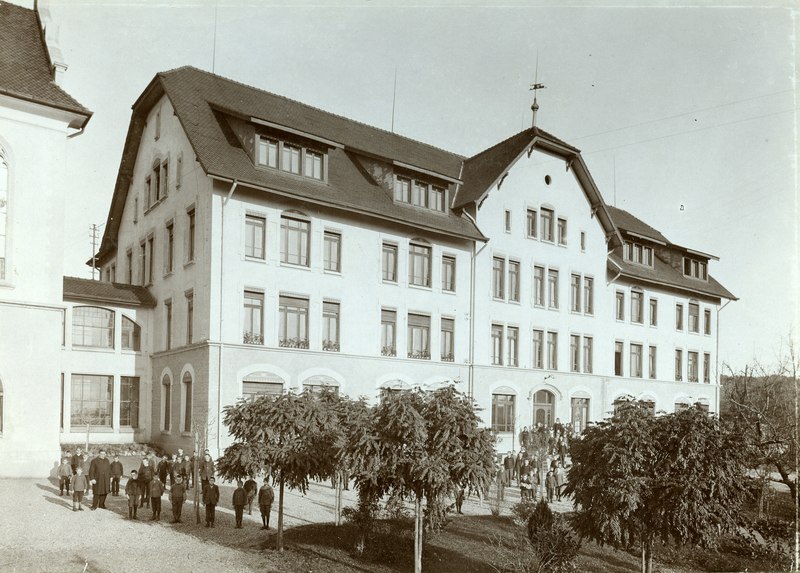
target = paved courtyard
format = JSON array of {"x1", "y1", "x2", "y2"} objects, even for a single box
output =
[{"x1": 0, "y1": 475, "x2": 570, "y2": 572}]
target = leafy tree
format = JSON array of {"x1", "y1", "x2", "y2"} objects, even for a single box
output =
[
  {"x1": 216, "y1": 391, "x2": 339, "y2": 551},
  {"x1": 347, "y1": 386, "x2": 496, "y2": 573},
  {"x1": 720, "y1": 340, "x2": 798, "y2": 504},
  {"x1": 565, "y1": 400, "x2": 750, "y2": 573}
]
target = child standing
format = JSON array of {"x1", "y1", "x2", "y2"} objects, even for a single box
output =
[
  {"x1": 203, "y1": 476, "x2": 220, "y2": 527},
  {"x1": 71, "y1": 466, "x2": 87, "y2": 511},
  {"x1": 232, "y1": 481, "x2": 247, "y2": 528},
  {"x1": 258, "y1": 480, "x2": 274, "y2": 530},
  {"x1": 57, "y1": 458, "x2": 72, "y2": 496},
  {"x1": 170, "y1": 475, "x2": 186, "y2": 523},
  {"x1": 110, "y1": 455, "x2": 123, "y2": 496},
  {"x1": 126, "y1": 470, "x2": 140, "y2": 519},
  {"x1": 545, "y1": 470, "x2": 556, "y2": 503},
  {"x1": 149, "y1": 475, "x2": 164, "y2": 521}
]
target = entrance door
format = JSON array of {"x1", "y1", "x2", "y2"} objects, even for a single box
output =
[
  {"x1": 533, "y1": 390, "x2": 555, "y2": 427},
  {"x1": 571, "y1": 397, "x2": 589, "y2": 433}
]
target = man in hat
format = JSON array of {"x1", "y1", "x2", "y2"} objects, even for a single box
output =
[{"x1": 88, "y1": 449, "x2": 112, "y2": 510}]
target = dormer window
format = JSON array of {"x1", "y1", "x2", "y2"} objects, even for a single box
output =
[
  {"x1": 623, "y1": 241, "x2": 654, "y2": 267},
  {"x1": 256, "y1": 135, "x2": 327, "y2": 182},
  {"x1": 393, "y1": 175, "x2": 446, "y2": 213},
  {"x1": 683, "y1": 257, "x2": 708, "y2": 281}
]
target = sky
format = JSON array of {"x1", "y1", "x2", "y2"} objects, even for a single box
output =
[{"x1": 37, "y1": 0, "x2": 797, "y2": 372}]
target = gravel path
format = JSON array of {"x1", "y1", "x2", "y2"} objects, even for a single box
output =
[{"x1": 0, "y1": 475, "x2": 571, "y2": 573}]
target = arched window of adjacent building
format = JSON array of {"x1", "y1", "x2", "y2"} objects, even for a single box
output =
[
  {"x1": 121, "y1": 315, "x2": 141, "y2": 351},
  {"x1": 491, "y1": 386, "x2": 516, "y2": 433},
  {"x1": 242, "y1": 372, "x2": 285, "y2": 401},
  {"x1": 533, "y1": 389, "x2": 555, "y2": 427},
  {"x1": 182, "y1": 371, "x2": 192, "y2": 433},
  {"x1": 0, "y1": 146, "x2": 8, "y2": 281},
  {"x1": 161, "y1": 375, "x2": 172, "y2": 432},
  {"x1": 72, "y1": 306, "x2": 115, "y2": 348},
  {"x1": 302, "y1": 374, "x2": 339, "y2": 396}
]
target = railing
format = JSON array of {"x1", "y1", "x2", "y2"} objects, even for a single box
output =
[
  {"x1": 279, "y1": 337, "x2": 309, "y2": 349},
  {"x1": 243, "y1": 331, "x2": 263, "y2": 345}
]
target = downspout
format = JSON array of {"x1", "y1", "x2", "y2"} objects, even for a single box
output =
[
  {"x1": 216, "y1": 179, "x2": 238, "y2": 455},
  {"x1": 462, "y1": 209, "x2": 488, "y2": 400},
  {"x1": 715, "y1": 299, "x2": 732, "y2": 413}
]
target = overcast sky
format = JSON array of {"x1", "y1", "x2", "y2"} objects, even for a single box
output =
[{"x1": 44, "y1": 0, "x2": 797, "y2": 372}]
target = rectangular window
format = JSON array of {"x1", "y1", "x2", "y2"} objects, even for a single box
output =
[
  {"x1": 185, "y1": 291, "x2": 194, "y2": 345},
  {"x1": 441, "y1": 317, "x2": 454, "y2": 362},
  {"x1": 491, "y1": 324, "x2": 503, "y2": 366},
  {"x1": 616, "y1": 291, "x2": 625, "y2": 321},
  {"x1": 508, "y1": 260, "x2": 520, "y2": 302},
  {"x1": 442, "y1": 255, "x2": 456, "y2": 292},
  {"x1": 160, "y1": 160, "x2": 169, "y2": 199},
  {"x1": 583, "y1": 336, "x2": 593, "y2": 373},
  {"x1": 507, "y1": 326, "x2": 519, "y2": 367},
  {"x1": 688, "y1": 302, "x2": 699, "y2": 333},
  {"x1": 570, "y1": 274, "x2": 581, "y2": 312},
  {"x1": 547, "y1": 269, "x2": 559, "y2": 308},
  {"x1": 491, "y1": 394, "x2": 515, "y2": 432},
  {"x1": 492, "y1": 257, "x2": 505, "y2": 299},
  {"x1": 649, "y1": 346, "x2": 657, "y2": 379},
  {"x1": 630, "y1": 343, "x2": 643, "y2": 377},
  {"x1": 70, "y1": 374, "x2": 113, "y2": 428},
  {"x1": 533, "y1": 265, "x2": 545, "y2": 306},
  {"x1": 139, "y1": 242, "x2": 146, "y2": 285},
  {"x1": 187, "y1": 208, "x2": 196, "y2": 263},
  {"x1": 304, "y1": 150, "x2": 323, "y2": 180},
  {"x1": 412, "y1": 181, "x2": 428, "y2": 207},
  {"x1": 155, "y1": 107, "x2": 161, "y2": 140},
  {"x1": 176, "y1": 151, "x2": 183, "y2": 188},
  {"x1": 280, "y1": 215, "x2": 310, "y2": 266},
  {"x1": 245, "y1": 214, "x2": 266, "y2": 260},
  {"x1": 243, "y1": 290, "x2": 264, "y2": 345},
  {"x1": 164, "y1": 299, "x2": 172, "y2": 350},
  {"x1": 541, "y1": 208, "x2": 554, "y2": 242},
  {"x1": 703, "y1": 352, "x2": 711, "y2": 383},
  {"x1": 279, "y1": 295, "x2": 309, "y2": 348},
  {"x1": 504, "y1": 210, "x2": 512, "y2": 232},
  {"x1": 258, "y1": 137, "x2": 279, "y2": 168},
  {"x1": 381, "y1": 309, "x2": 396, "y2": 357},
  {"x1": 152, "y1": 164, "x2": 161, "y2": 203},
  {"x1": 615, "y1": 341, "x2": 623, "y2": 376},
  {"x1": 631, "y1": 290, "x2": 644, "y2": 323},
  {"x1": 430, "y1": 186, "x2": 445, "y2": 212},
  {"x1": 408, "y1": 243, "x2": 432, "y2": 287},
  {"x1": 120, "y1": 376, "x2": 139, "y2": 429},
  {"x1": 165, "y1": 222, "x2": 174, "y2": 274},
  {"x1": 147, "y1": 235, "x2": 155, "y2": 285},
  {"x1": 675, "y1": 349, "x2": 683, "y2": 381},
  {"x1": 322, "y1": 301, "x2": 340, "y2": 352},
  {"x1": 649, "y1": 299, "x2": 658, "y2": 326},
  {"x1": 282, "y1": 144, "x2": 301, "y2": 174},
  {"x1": 580, "y1": 231, "x2": 586, "y2": 252},
  {"x1": 532, "y1": 329, "x2": 544, "y2": 368},
  {"x1": 323, "y1": 231, "x2": 341, "y2": 272},
  {"x1": 583, "y1": 276, "x2": 594, "y2": 315},
  {"x1": 704, "y1": 309, "x2": 711, "y2": 335},
  {"x1": 547, "y1": 331, "x2": 558, "y2": 370},
  {"x1": 570, "y1": 334, "x2": 580, "y2": 372},
  {"x1": 382, "y1": 243, "x2": 398, "y2": 282},
  {"x1": 527, "y1": 209, "x2": 537, "y2": 238},
  {"x1": 675, "y1": 303, "x2": 684, "y2": 330},
  {"x1": 557, "y1": 218, "x2": 567, "y2": 245},
  {"x1": 688, "y1": 351, "x2": 699, "y2": 382},
  {"x1": 394, "y1": 176, "x2": 411, "y2": 203},
  {"x1": 126, "y1": 249, "x2": 133, "y2": 284},
  {"x1": 407, "y1": 313, "x2": 431, "y2": 359}
]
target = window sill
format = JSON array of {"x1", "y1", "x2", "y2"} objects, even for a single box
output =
[
  {"x1": 119, "y1": 428, "x2": 136, "y2": 434},
  {"x1": 509, "y1": 299, "x2": 521, "y2": 305},
  {"x1": 442, "y1": 289, "x2": 456, "y2": 295},
  {"x1": 408, "y1": 283, "x2": 432, "y2": 292},
  {"x1": 72, "y1": 346, "x2": 116, "y2": 354},
  {"x1": 323, "y1": 269, "x2": 342, "y2": 276},
  {"x1": 280, "y1": 262, "x2": 311, "y2": 271},
  {"x1": 245, "y1": 256, "x2": 267, "y2": 263},
  {"x1": 121, "y1": 349, "x2": 142, "y2": 355},
  {"x1": 181, "y1": 431, "x2": 192, "y2": 438},
  {"x1": 163, "y1": 271, "x2": 174, "y2": 279},
  {"x1": 144, "y1": 198, "x2": 165, "y2": 215},
  {"x1": 161, "y1": 431, "x2": 172, "y2": 435},
  {"x1": 184, "y1": 260, "x2": 195, "y2": 269},
  {"x1": 382, "y1": 279, "x2": 398, "y2": 285}
]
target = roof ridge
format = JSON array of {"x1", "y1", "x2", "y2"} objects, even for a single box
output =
[
  {"x1": 160, "y1": 65, "x2": 466, "y2": 161},
  {"x1": 466, "y1": 127, "x2": 534, "y2": 161}
]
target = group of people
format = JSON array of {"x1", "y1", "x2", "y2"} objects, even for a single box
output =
[{"x1": 55, "y1": 447, "x2": 275, "y2": 529}]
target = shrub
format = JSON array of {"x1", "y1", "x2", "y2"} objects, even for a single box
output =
[{"x1": 511, "y1": 497, "x2": 540, "y2": 526}]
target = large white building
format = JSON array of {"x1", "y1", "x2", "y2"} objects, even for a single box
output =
[{"x1": 82, "y1": 67, "x2": 735, "y2": 457}]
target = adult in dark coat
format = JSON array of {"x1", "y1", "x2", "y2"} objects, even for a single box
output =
[
  {"x1": 138, "y1": 458, "x2": 154, "y2": 508},
  {"x1": 88, "y1": 449, "x2": 112, "y2": 510},
  {"x1": 199, "y1": 453, "x2": 215, "y2": 495}
]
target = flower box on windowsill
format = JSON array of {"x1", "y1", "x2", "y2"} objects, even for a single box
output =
[
  {"x1": 279, "y1": 337, "x2": 309, "y2": 349},
  {"x1": 407, "y1": 351, "x2": 431, "y2": 360},
  {"x1": 381, "y1": 346, "x2": 396, "y2": 357},
  {"x1": 243, "y1": 332, "x2": 264, "y2": 345},
  {"x1": 441, "y1": 353, "x2": 455, "y2": 362},
  {"x1": 322, "y1": 340, "x2": 340, "y2": 352}
]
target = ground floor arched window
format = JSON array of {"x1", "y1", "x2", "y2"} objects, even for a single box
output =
[{"x1": 242, "y1": 372, "x2": 285, "y2": 400}]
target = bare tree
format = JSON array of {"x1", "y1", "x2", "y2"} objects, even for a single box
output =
[{"x1": 191, "y1": 416, "x2": 215, "y2": 524}]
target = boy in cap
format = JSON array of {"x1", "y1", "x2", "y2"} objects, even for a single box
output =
[
  {"x1": 232, "y1": 481, "x2": 247, "y2": 528},
  {"x1": 149, "y1": 474, "x2": 164, "y2": 521},
  {"x1": 258, "y1": 479, "x2": 274, "y2": 530},
  {"x1": 169, "y1": 475, "x2": 186, "y2": 523},
  {"x1": 57, "y1": 458, "x2": 72, "y2": 496},
  {"x1": 125, "y1": 470, "x2": 141, "y2": 519},
  {"x1": 203, "y1": 476, "x2": 220, "y2": 527}
]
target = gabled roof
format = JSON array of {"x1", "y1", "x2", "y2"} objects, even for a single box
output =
[
  {"x1": 605, "y1": 206, "x2": 670, "y2": 244},
  {"x1": 63, "y1": 276, "x2": 157, "y2": 308},
  {"x1": 0, "y1": 1, "x2": 91, "y2": 128},
  {"x1": 608, "y1": 254, "x2": 736, "y2": 301}
]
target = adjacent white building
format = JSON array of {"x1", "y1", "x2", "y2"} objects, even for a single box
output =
[{"x1": 86, "y1": 67, "x2": 735, "y2": 456}]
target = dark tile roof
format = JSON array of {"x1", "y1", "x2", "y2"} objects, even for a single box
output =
[
  {"x1": 605, "y1": 206, "x2": 670, "y2": 244},
  {"x1": 0, "y1": 2, "x2": 90, "y2": 126},
  {"x1": 455, "y1": 126, "x2": 579, "y2": 208},
  {"x1": 63, "y1": 276, "x2": 157, "y2": 308},
  {"x1": 608, "y1": 253, "x2": 736, "y2": 301}
]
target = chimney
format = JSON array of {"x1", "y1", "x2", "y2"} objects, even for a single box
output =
[{"x1": 36, "y1": 0, "x2": 68, "y2": 86}]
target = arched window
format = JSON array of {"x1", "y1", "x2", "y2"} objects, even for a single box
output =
[
  {"x1": 161, "y1": 375, "x2": 171, "y2": 432},
  {"x1": 182, "y1": 371, "x2": 192, "y2": 433},
  {"x1": 0, "y1": 147, "x2": 8, "y2": 281},
  {"x1": 242, "y1": 372, "x2": 284, "y2": 400},
  {"x1": 533, "y1": 389, "x2": 555, "y2": 427},
  {"x1": 674, "y1": 399, "x2": 691, "y2": 413},
  {"x1": 302, "y1": 374, "x2": 339, "y2": 396},
  {"x1": 121, "y1": 316, "x2": 141, "y2": 351},
  {"x1": 72, "y1": 306, "x2": 114, "y2": 348},
  {"x1": 379, "y1": 379, "x2": 410, "y2": 400}
]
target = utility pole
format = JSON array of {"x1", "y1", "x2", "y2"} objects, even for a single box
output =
[{"x1": 89, "y1": 223, "x2": 101, "y2": 280}]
